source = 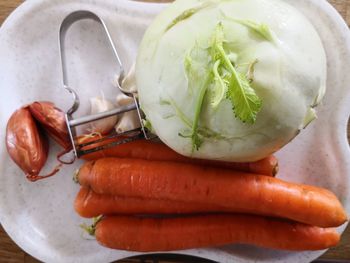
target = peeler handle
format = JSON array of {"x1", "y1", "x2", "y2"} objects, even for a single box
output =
[
  {"x1": 59, "y1": 10, "x2": 125, "y2": 116},
  {"x1": 58, "y1": 10, "x2": 154, "y2": 159},
  {"x1": 68, "y1": 103, "x2": 137, "y2": 128}
]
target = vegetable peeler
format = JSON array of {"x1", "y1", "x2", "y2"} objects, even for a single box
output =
[{"x1": 59, "y1": 10, "x2": 153, "y2": 158}]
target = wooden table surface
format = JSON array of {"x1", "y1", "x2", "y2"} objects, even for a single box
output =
[{"x1": 1, "y1": 0, "x2": 350, "y2": 262}]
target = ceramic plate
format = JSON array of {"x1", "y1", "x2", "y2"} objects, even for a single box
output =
[{"x1": 0, "y1": 0, "x2": 350, "y2": 262}]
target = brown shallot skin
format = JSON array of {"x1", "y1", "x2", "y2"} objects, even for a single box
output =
[
  {"x1": 29, "y1": 101, "x2": 71, "y2": 151},
  {"x1": 6, "y1": 107, "x2": 49, "y2": 180}
]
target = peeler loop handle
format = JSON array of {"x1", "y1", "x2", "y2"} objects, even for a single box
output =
[
  {"x1": 64, "y1": 86, "x2": 80, "y2": 115},
  {"x1": 59, "y1": 10, "x2": 125, "y2": 116},
  {"x1": 58, "y1": 10, "x2": 153, "y2": 159}
]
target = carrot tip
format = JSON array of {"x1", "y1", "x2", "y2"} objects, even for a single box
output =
[
  {"x1": 73, "y1": 169, "x2": 80, "y2": 184},
  {"x1": 80, "y1": 223, "x2": 96, "y2": 236},
  {"x1": 80, "y1": 215, "x2": 103, "y2": 236},
  {"x1": 272, "y1": 163, "x2": 279, "y2": 177}
]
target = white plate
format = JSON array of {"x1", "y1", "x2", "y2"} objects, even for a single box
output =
[{"x1": 0, "y1": 0, "x2": 350, "y2": 262}]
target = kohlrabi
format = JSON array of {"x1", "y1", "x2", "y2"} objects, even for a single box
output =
[{"x1": 136, "y1": 0, "x2": 326, "y2": 162}]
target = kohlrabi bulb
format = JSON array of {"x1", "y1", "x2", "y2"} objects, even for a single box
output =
[{"x1": 136, "y1": 0, "x2": 326, "y2": 162}]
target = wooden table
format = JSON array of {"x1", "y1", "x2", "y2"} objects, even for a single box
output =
[{"x1": 0, "y1": 0, "x2": 350, "y2": 262}]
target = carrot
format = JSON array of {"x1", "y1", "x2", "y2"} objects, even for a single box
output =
[
  {"x1": 77, "y1": 158, "x2": 347, "y2": 227},
  {"x1": 80, "y1": 137, "x2": 278, "y2": 177},
  {"x1": 75, "y1": 187, "x2": 232, "y2": 218},
  {"x1": 95, "y1": 214, "x2": 340, "y2": 252}
]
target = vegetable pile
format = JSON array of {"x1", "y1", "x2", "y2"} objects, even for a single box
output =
[
  {"x1": 73, "y1": 141, "x2": 347, "y2": 252},
  {"x1": 69, "y1": 0, "x2": 343, "y2": 253},
  {"x1": 3, "y1": 0, "x2": 347, "y2": 256}
]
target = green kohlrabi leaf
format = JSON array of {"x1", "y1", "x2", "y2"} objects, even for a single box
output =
[
  {"x1": 184, "y1": 54, "x2": 192, "y2": 76},
  {"x1": 211, "y1": 23, "x2": 262, "y2": 124},
  {"x1": 233, "y1": 19, "x2": 274, "y2": 42},
  {"x1": 166, "y1": 8, "x2": 198, "y2": 32},
  {"x1": 165, "y1": 1, "x2": 217, "y2": 32},
  {"x1": 185, "y1": 43, "x2": 211, "y2": 95},
  {"x1": 211, "y1": 60, "x2": 228, "y2": 108},
  {"x1": 161, "y1": 96, "x2": 226, "y2": 150},
  {"x1": 180, "y1": 21, "x2": 262, "y2": 150},
  {"x1": 226, "y1": 71, "x2": 262, "y2": 124},
  {"x1": 210, "y1": 22, "x2": 225, "y2": 61},
  {"x1": 246, "y1": 59, "x2": 259, "y2": 83},
  {"x1": 161, "y1": 98, "x2": 192, "y2": 128},
  {"x1": 142, "y1": 119, "x2": 153, "y2": 132},
  {"x1": 190, "y1": 73, "x2": 211, "y2": 151},
  {"x1": 184, "y1": 54, "x2": 194, "y2": 95},
  {"x1": 184, "y1": 44, "x2": 213, "y2": 151}
]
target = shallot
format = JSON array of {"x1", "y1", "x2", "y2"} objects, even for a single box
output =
[
  {"x1": 29, "y1": 101, "x2": 73, "y2": 163},
  {"x1": 6, "y1": 107, "x2": 60, "y2": 182}
]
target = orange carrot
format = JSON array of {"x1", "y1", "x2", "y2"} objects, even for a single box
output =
[
  {"x1": 77, "y1": 158, "x2": 347, "y2": 228},
  {"x1": 95, "y1": 214, "x2": 340, "y2": 252},
  {"x1": 80, "y1": 137, "x2": 278, "y2": 177},
  {"x1": 75, "y1": 187, "x2": 231, "y2": 218}
]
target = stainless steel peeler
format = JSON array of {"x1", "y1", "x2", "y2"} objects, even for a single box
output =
[{"x1": 59, "y1": 10, "x2": 153, "y2": 158}]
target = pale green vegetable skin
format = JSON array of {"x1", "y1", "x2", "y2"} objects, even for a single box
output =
[{"x1": 136, "y1": 0, "x2": 327, "y2": 162}]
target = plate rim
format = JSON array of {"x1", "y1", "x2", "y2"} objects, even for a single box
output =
[{"x1": 0, "y1": 0, "x2": 350, "y2": 262}]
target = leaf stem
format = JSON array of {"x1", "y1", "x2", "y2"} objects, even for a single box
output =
[
  {"x1": 190, "y1": 74, "x2": 211, "y2": 151},
  {"x1": 217, "y1": 45, "x2": 240, "y2": 87}
]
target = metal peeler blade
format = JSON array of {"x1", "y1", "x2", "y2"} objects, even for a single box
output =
[{"x1": 59, "y1": 10, "x2": 153, "y2": 158}]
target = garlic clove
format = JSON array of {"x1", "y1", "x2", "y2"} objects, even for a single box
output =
[
  {"x1": 112, "y1": 63, "x2": 137, "y2": 94},
  {"x1": 90, "y1": 97, "x2": 118, "y2": 135},
  {"x1": 116, "y1": 93, "x2": 134, "y2": 107},
  {"x1": 121, "y1": 63, "x2": 137, "y2": 94},
  {"x1": 115, "y1": 111, "x2": 141, "y2": 134},
  {"x1": 115, "y1": 92, "x2": 140, "y2": 134},
  {"x1": 113, "y1": 63, "x2": 140, "y2": 135}
]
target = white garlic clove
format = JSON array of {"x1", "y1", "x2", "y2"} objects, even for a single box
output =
[
  {"x1": 114, "y1": 69, "x2": 141, "y2": 134},
  {"x1": 112, "y1": 63, "x2": 137, "y2": 94},
  {"x1": 121, "y1": 63, "x2": 137, "y2": 94},
  {"x1": 112, "y1": 73, "x2": 122, "y2": 90},
  {"x1": 115, "y1": 111, "x2": 141, "y2": 134},
  {"x1": 116, "y1": 93, "x2": 134, "y2": 107},
  {"x1": 89, "y1": 97, "x2": 118, "y2": 134},
  {"x1": 115, "y1": 92, "x2": 141, "y2": 134}
]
